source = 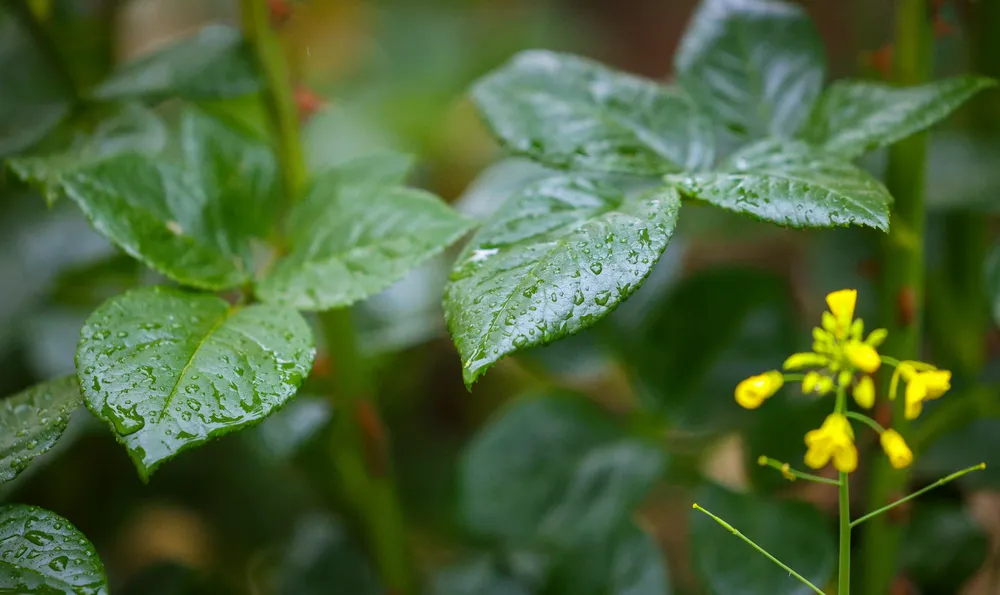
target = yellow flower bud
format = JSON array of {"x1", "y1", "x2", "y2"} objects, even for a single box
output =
[
  {"x1": 735, "y1": 371, "x2": 783, "y2": 409},
  {"x1": 854, "y1": 375, "x2": 875, "y2": 409},
  {"x1": 826, "y1": 289, "x2": 857, "y2": 337},
  {"x1": 880, "y1": 429, "x2": 913, "y2": 469},
  {"x1": 783, "y1": 352, "x2": 829, "y2": 371},
  {"x1": 804, "y1": 413, "x2": 857, "y2": 473},
  {"x1": 865, "y1": 328, "x2": 888, "y2": 347},
  {"x1": 920, "y1": 370, "x2": 951, "y2": 400},
  {"x1": 849, "y1": 318, "x2": 864, "y2": 341},
  {"x1": 845, "y1": 341, "x2": 881, "y2": 374}
]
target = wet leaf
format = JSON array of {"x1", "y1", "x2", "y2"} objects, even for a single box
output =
[
  {"x1": 473, "y1": 50, "x2": 714, "y2": 175},
  {"x1": 0, "y1": 504, "x2": 108, "y2": 595},
  {"x1": 675, "y1": 0, "x2": 825, "y2": 138},
  {"x1": 444, "y1": 176, "x2": 680, "y2": 387},
  {"x1": 76, "y1": 286, "x2": 314, "y2": 479},
  {"x1": 0, "y1": 377, "x2": 82, "y2": 484},
  {"x1": 92, "y1": 25, "x2": 261, "y2": 101},
  {"x1": 256, "y1": 152, "x2": 474, "y2": 311},
  {"x1": 691, "y1": 484, "x2": 835, "y2": 595},
  {"x1": 460, "y1": 395, "x2": 664, "y2": 548},
  {"x1": 801, "y1": 76, "x2": 995, "y2": 159},
  {"x1": 670, "y1": 138, "x2": 891, "y2": 230}
]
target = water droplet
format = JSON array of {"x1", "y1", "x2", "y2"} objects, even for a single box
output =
[
  {"x1": 48, "y1": 556, "x2": 68, "y2": 572},
  {"x1": 589, "y1": 262, "x2": 603, "y2": 275}
]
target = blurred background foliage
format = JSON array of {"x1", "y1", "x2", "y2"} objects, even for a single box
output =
[{"x1": 2, "y1": 0, "x2": 1000, "y2": 593}]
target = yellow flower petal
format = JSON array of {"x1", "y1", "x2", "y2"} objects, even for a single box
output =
[
  {"x1": 783, "y1": 352, "x2": 829, "y2": 371},
  {"x1": 845, "y1": 341, "x2": 881, "y2": 374},
  {"x1": 854, "y1": 375, "x2": 875, "y2": 409},
  {"x1": 833, "y1": 443, "x2": 858, "y2": 473},
  {"x1": 735, "y1": 370, "x2": 784, "y2": 409},
  {"x1": 803, "y1": 413, "x2": 856, "y2": 472},
  {"x1": 920, "y1": 370, "x2": 951, "y2": 400},
  {"x1": 880, "y1": 429, "x2": 913, "y2": 469},
  {"x1": 826, "y1": 289, "x2": 857, "y2": 323}
]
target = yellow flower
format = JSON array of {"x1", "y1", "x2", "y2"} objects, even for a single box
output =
[
  {"x1": 826, "y1": 289, "x2": 857, "y2": 337},
  {"x1": 903, "y1": 369, "x2": 951, "y2": 420},
  {"x1": 844, "y1": 340, "x2": 881, "y2": 374},
  {"x1": 880, "y1": 429, "x2": 913, "y2": 469},
  {"x1": 735, "y1": 371, "x2": 783, "y2": 409},
  {"x1": 865, "y1": 328, "x2": 888, "y2": 348},
  {"x1": 804, "y1": 413, "x2": 857, "y2": 473},
  {"x1": 783, "y1": 352, "x2": 829, "y2": 371},
  {"x1": 802, "y1": 371, "x2": 833, "y2": 395},
  {"x1": 853, "y1": 375, "x2": 875, "y2": 409}
]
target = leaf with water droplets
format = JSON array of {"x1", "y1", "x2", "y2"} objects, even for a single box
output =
[
  {"x1": 669, "y1": 138, "x2": 891, "y2": 231},
  {"x1": 675, "y1": 0, "x2": 825, "y2": 138},
  {"x1": 444, "y1": 175, "x2": 680, "y2": 387},
  {"x1": 472, "y1": 50, "x2": 714, "y2": 175},
  {"x1": 0, "y1": 377, "x2": 82, "y2": 484},
  {"x1": 800, "y1": 76, "x2": 996, "y2": 159},
  {"x1": 0, "y1": 504, "x2": 108, "y2": 594},
  {"x1": 57, "y1": 111, "x2": 276, "y2": 290},
  {"x1": 256, "y1": 152, "x2": 475, "y2": 311},
  {"x1": 460, "y1": 396, "x2": 664, "y2": 548},
  {"x1": 92, "y1": 25, "x2": 261, "y2": 101},
  {"x1": 76, "y1": 286, "x2": 314, "y2": 479}
]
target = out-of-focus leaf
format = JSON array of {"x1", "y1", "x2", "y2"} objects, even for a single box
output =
[
  {"x1": 270, "y1": 513, "x2": 381, "y2": 595},
  {"x1": 22, "y1": 308, "x2": 90, "y2": 379},
  {"x1": 118, "y1": 562, "x2": 239, "y2": 595},
  {"x1": 433, "y1": 557, "x2": 534, "y2": 595},
  {"x1": 7, "y1": 104, "x2": 167, "y2": 205},
  {"x1": 0, "y1": 504, "x2": 108, "y2": 594},
  {"x1": 0, "y1": 5, "x2": 73, "y2": 158},
  {"x1": 473, "y1": 50, "x2": 714, "y2": 175},
  {"x1": 985, "y1": 240, "x2": 1000, "y2": 326},
  {"x1": 918, "y1": 419, "x2": 1000, "y2": 489},
  {"x1": 92, "y1": 25, "x2": 261, "y2": 101},
  {"x1": 744, "y1": 391, "x2": 831, "y2": 492},
  {"x1": 543, "y1": 522, "x2": 670, "y2": 595},
  {"x1": 256, "y1": 152, "x2": 474, "y2": 311},
  {"x1": 76, "y1": 286, "x2": 314, "y2": 479},
  {"x1": 460, "y1": 395, "x2": 664, "y2": 549},
  {"x1": 675, "y1": 0, "x2": 825, "y2": 138},
  {"x1": 445, "y1": 176, "x2": 681, "y2": 387},
  {"x1": 801, "y1": 77, "x2": 995, "y2": 159},
  {"x1": 691, "y1": 484, "x2": 835, "y2": 595},
  {"x1": 455, "y1": 159, "x2": 553, "y2": 221},
  {"x1": 246, "y1": 395, "x2": 333, "y2": 462},
  {"x1": 901, "y1": 503, "x2": 989, "y2": 594},
  {"x1": 0, "y1": 376, "x2": 81, "y2": 483},
  {"x1": 670, "y1": 139, "x2": 892, "y2": 230},
  {"x1": 926, "y1": 133, "x2": 1000, "y2": 211}
]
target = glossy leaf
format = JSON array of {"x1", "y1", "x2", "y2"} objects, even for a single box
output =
[
  {"x1": 691, "y1": 484, "x2": 835, "y2": 595},
  {"x1": 256, "y1": 153, "x2": 474, "y2": 311},
  {"x1": 445, "y1": 176, "x2": 681, "y2": 387},
  {"x1": 460, "y1": 396, "x2": 664, "y2": 548},
  {"x1": 670, "y1": 139, "x2": 892, "y2": 230},
  {"x1": 675, "y1": 0, "x2": 825, "y2": 138},
  {"x1": 473, "y1": 50, "x2": 714, "y2": 174},
  {"x1": 0, "y1": 376, "x2": 82, "y2": 484},
  {"x1": 8, "y1": 104, "x2": 168, "y2": 205},
  {"x1": 0, "y1": 5, "x2": 73, "y2": 158},
  {"x1": 544, "y1": 522, "x2": 670, "y2": 595},
  {"x1": 92, "y1": 25, "x2": 261, "y2": 101},
  {"x1": 901, "y1": 503, "x2": 989, "y2": 594},
  {"x1": 801, "y1": 76, "x2": 995, "y2": 159},
  {"x1": 76, "y1": 286, "x2": 314, "y2": 479},
  {"x1": 0, "y1": 504, "x2": 108, "y2": 594}
]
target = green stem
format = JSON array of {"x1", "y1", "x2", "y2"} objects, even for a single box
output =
[
  {"x1": 851, "y1": 463, "x2": 986, "y2": 528},
  {"x1": 861, "y1": 1, "x2": 932, "y2": 593},
  {"x1": 692, "y1": 504, "x2": 826, "y2": 595},
  {"x1": 239, "y1": 2, "x2": 416, "y2": 593},
  {"x1": 757, "y1": 457, "x2": 841, "y2": 485},
  {"x1": 845, "y1": 411, "x2": 886, "y2": 435},
  {"x1": 835, "y1": 385, "x2": 850, "y2": 595}
]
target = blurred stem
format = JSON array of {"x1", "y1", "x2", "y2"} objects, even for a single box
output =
[
  {"x1": 861, "y1": 0, "x2": 932, "y2": 593},
  {"x1": 240, "y1": 2, "x2": 416, "y2": 594}
]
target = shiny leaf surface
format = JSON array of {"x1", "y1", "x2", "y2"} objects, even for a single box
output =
[
  {"x1": 77, "y1": 286, "x2": 314, "y2": 479},
  {"x1": 0, "y1": 377, "x2": 82, "y2": 484},
  {"x1": 445, "y1": 176, "x2": 680, "y2": 386}
]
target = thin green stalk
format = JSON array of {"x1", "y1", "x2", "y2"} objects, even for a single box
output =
[
  {"x1": 757, "y1": 456, "x2": 841, "y2": 485},
  {"x1": 239, "y1": 2, "x2": 416, "y2": 593},
  {"x1": 861, "y1": 0, "x2": 932, "y2": 593},
  {"x1": 844, "y1": 411, "x2": 886, "y2": 435},
  {"x1": 851, "y1": 463, "x2": 986, "y2": 528},
  {"x1": 692, "y1": 504, "x2": 826, "y2": 595},
  {"x1": 835, "y1": 385, "x2": 850, "y2": 595}
]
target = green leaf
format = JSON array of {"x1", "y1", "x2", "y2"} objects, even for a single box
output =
[
  {"x1": 988, "y1": 240, "x2": 1000, "y2": 326},
  {"x1": 460, "y1": 395, "x2": 664, "y2": 549},
  {"x1": 0, "y1": 5, "x2": 73, "y2": 158},
  {"x1": 670, "y1": 139, "x2": 891, "y2": 230},
  {"x1": 256, "y1": 153, "x2": 474, "y2": 311},
  {"x1": 544, "y1": 522, "x2": 671, "y2": 595},
  {"x1": 691, "y1": 484, "x2": 835, "y2": 595},
  {"x1": 0, "y1": 376, "x2": 82, "y2": 484},
  {"x1": 918, "y1": 418, "x2": 1000, "y2": 489},
  {"x1": 76, "y1": 286, "x2": 314, "y2": 479},
  {"x1": 675, "y1": 0, "x2": 825, "y2": 138},
  {"x1": 433, "y1": 557, "x2": 533, "y2": 595},
  {"x1": 472, "y1": 50, "x2": 714, "y2": 175},
  {"x1": 271, "y1": 514, "x2": 381, "y2": 595},
  {"x1": 444, "y1": 176, "x2": 681, "y2": 387},
  {"x1": 801, "y1": 76, "x2": 996, "y2": 159},
  {"x1": 0, "y1": 504, "x2": 108, "y2": 594},
  {"x1": 92, "y1": 25, "x2": 261, "y2": 101},
  {"x1": 7, "y1": 104, "x2": 167, "y2": 205},
  {"x1": 901, "y1": 503, "x2": 989, "y2": 594}
]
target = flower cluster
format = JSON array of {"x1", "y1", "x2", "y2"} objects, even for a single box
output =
[{"x1": 735, "y1": 289, "x2": 951, "y2": 474}]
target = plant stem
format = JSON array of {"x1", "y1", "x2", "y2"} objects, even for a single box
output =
[
  {"x1": 757, "y1": 457, "x2": 841, "y2": 485},
  {"x1": 835, "y1": 385, "x2": 850, "y2": 595},
  {"x1": 845, "y1": 411, "x2": 886, "y2": 435},
  {"x1": 851, "y1": 463, "x2": 986, "y2": 528},
  {"x1": 861, "y1": 0, "x2": 932, "y2": 593},
  {"x1": 10, "y1": 0, "x2": 81, "y2": 99},
  {"x1": 239, "y1": 2, "x2": 416, "y2": 593},
  {"x1": 692, "y1": 504, "x2": 827, "y2": 595}
]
